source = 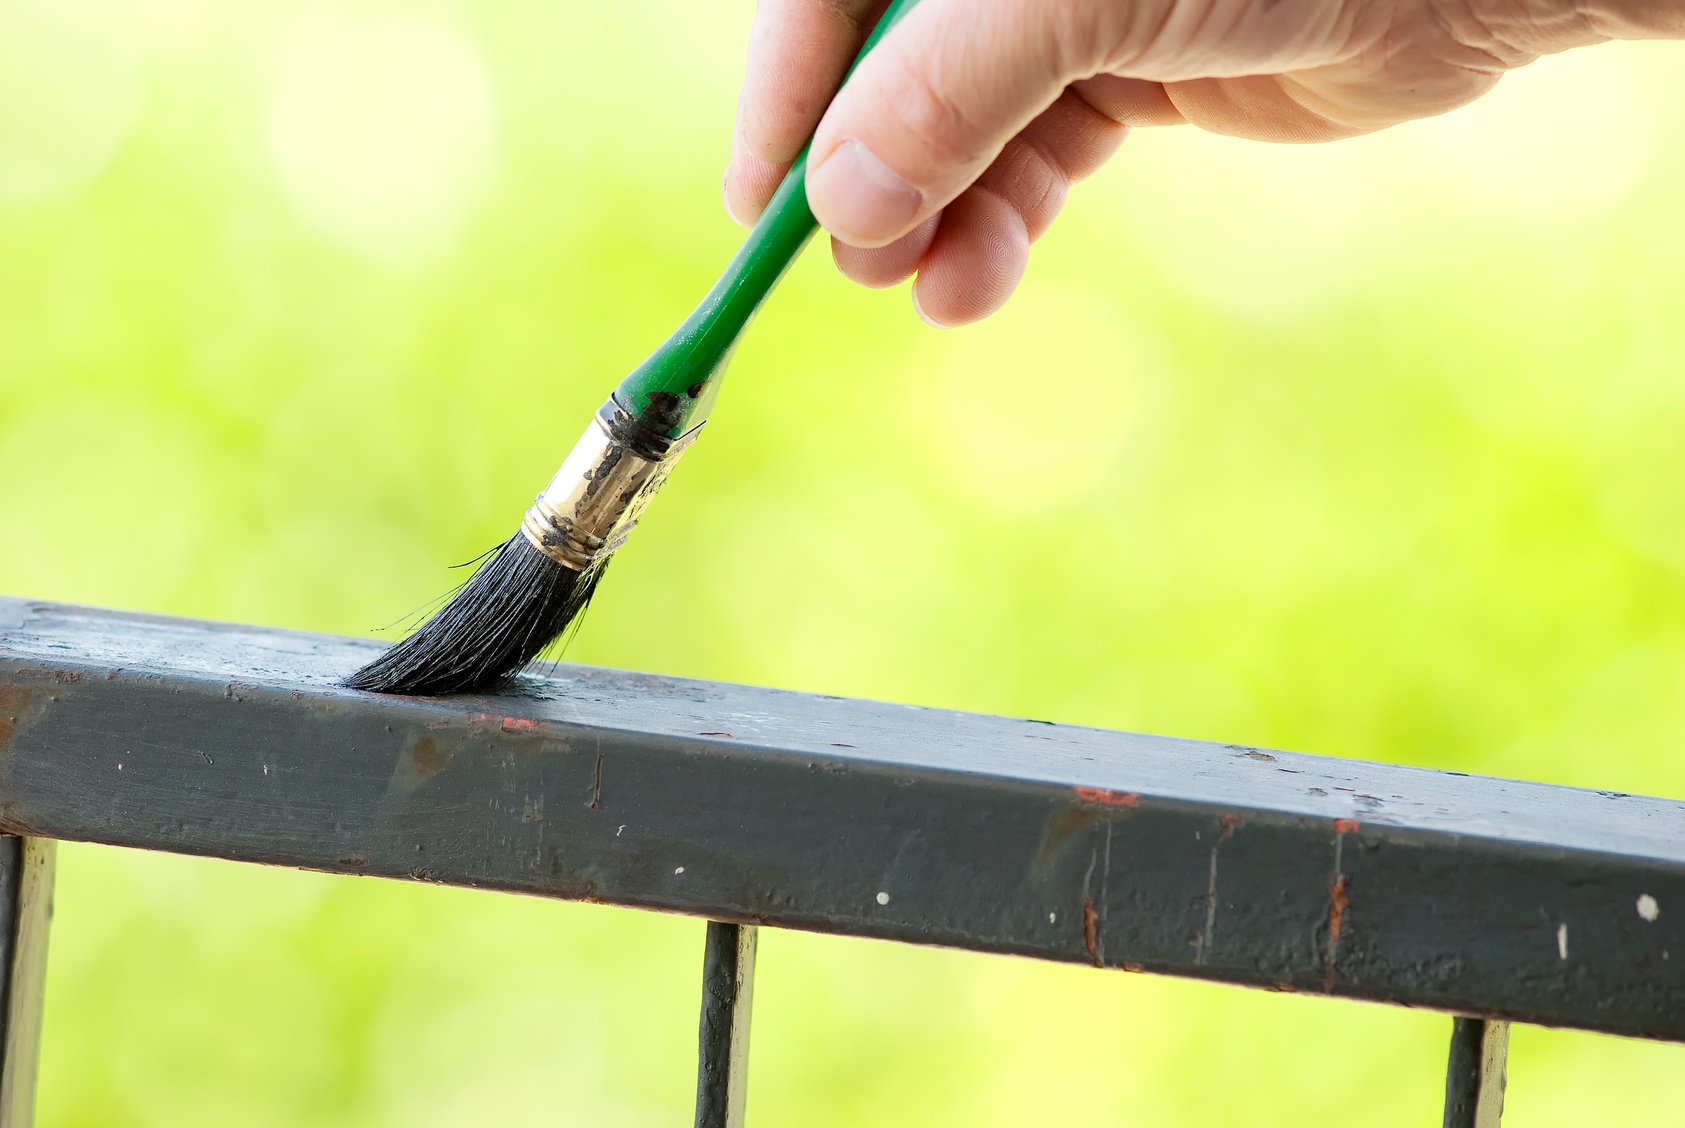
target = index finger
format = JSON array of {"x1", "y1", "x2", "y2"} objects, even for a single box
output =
[{"x1": 725, "y1": 0, "x2": 890, "y2": 226}]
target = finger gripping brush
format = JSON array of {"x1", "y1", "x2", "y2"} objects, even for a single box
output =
[{"x1": 346, "y1": 0, "x2": 923, "y2": 695}]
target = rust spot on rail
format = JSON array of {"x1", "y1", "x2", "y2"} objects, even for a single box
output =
[
  {"x1": 1082, "y1": 897, "x2": 1101, "y2": 967},
  {"x1": 1033, "y1": 803, "x2": 1102, "y2": 874},
  {"x1": 399, "y1": 734, "x2": 457, "y2": 786},
  {"x1": 1324, "y1": 874, "x2": 1350, "y2": 993},
  {"x1": 1073, "y1": 786, "x2": 1137, "y2": 808},
  {"x1": 0, "y1": 684, "x2": 37, "y2": 753}
]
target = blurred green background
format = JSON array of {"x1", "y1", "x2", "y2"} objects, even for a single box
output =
[{"x1": 1, "y1": 0, "x2": 1683, "y2": 1122}]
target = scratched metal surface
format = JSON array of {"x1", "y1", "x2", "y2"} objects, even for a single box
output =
[{"x1": 1, "y1": 596, "x2": 1683, "y2": 1040}]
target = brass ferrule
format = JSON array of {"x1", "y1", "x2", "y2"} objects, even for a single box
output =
[{"x1": 519, "y1": 412, "x2": 698, "y2": 571}]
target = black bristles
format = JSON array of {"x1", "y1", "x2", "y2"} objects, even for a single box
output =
[{"x1": 345, "y1": 535, "x2": 605, "y2": 695}]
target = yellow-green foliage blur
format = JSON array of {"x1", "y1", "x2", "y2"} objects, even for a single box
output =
[{"x1": 1, "y1": 0, "x2": 1682, "y2": 1122}]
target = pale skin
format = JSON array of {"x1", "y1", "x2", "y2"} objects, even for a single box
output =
[{"x1": 724, "y1": 0, "x2": 1683, "y2": 326}]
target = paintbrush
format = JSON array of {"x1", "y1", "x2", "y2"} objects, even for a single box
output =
[{"x1": 347, "y1": 0, "x2": 924, "y2": 694}]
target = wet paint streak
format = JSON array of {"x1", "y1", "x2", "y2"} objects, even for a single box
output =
[
  {"x1": 1196, "y1": 814, "x2": 1242, "y2": 965},
  {"x1": 1098, "y1": 820, "x2": 1113, "y2": 963},
  {"x1": 1196, "y1": 845, "x2": 1220, "y2": 966},
  {"x1": 1073, "y1": 786, "x2": 1137, "y2": 808}
]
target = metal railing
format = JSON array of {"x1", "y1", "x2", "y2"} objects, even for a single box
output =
[{"x1": 2, "y1": 595, "x2": 1681, "y2": 1126}]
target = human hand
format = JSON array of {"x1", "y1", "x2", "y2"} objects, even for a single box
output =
[{"x1": 724, "y1": 0, "x2": 1678, "y2": 326}]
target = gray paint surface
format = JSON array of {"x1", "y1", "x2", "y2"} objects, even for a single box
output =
[{"x1": 1, "y1": 597, "x2": 1682, "y2": 1040}]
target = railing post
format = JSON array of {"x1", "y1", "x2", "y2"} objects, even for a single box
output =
[
  {"x1": 1443, "y1": 1016, "x2": 1509, "y2": 1128},
  {"x1": 694, "y1": 921, "x2": 757, "y2": 1128},
  {"x1": 0, "y1": 837, "x2": 54, "y2": 1128}
]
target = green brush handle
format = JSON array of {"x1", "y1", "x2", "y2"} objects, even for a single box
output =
[{"x1": 612, "y1": 0, "x2": 924, "y2": 440}]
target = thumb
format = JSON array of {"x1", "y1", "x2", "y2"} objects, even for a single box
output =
[{"x1": 805, "y1": 0, "x2": 1081, "y2": 248}]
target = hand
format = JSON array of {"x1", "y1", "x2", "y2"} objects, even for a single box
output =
[{"x1": 724, "y1": 0, "x2": 1678, "y2": 326}]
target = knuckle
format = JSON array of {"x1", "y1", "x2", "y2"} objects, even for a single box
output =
[
  {"x1": 1046, "y1": 0, "x2": 1124, "y2": 78},
  {"x1": 1038, "y1": 90, "x2": 1127, "y2": 178},
  {"x1": 876, "y1": 46, "x2": 989, "y2": 169},
  {"x1": 1423, "y1": 0, "x2": 1541, "y2": 68},
  {"x1": 803, "y1": 0, "x2": 870, "y2": 31},
  {"x1": 978, "y1": 137, "x2": 1067, "y2": 241}
]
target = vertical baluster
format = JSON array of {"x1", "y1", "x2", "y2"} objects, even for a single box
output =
[
  {"x1": 0, "y1": 837, "x2": 54, "y2": 1128},
  {"x1": 1443, "y1": 1016, "x2": 1509, "y2": 1128},
  {"x1": 694, "y1": 921, "x2": 757, "y2": 1128}
]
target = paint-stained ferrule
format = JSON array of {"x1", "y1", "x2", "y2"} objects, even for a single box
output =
[{"x1": 519, "y1": 408, "x2": 698, "y2": 571}]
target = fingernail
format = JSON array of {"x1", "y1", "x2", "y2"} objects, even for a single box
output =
[
  {"x1": 910, "y1": 286, "x2": 947, "y2": 329},
  {"x1": 807, "y1": 140, "x2": 922, "y2": 247},
  {"x1": 722, "y1": 169, "x2": 745, "y2": 227}
]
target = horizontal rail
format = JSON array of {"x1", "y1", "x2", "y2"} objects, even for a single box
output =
[{"x1": 1, "y1": 597, "x2": 1682, "y2": 1040}]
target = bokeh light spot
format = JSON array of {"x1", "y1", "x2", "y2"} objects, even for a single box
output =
[
  {"x1": 0, "y1": 0, "x2": 138, "y2": 204},
  {"x1": 264, "y1": 11, "x2": 499, "y2": 258}
]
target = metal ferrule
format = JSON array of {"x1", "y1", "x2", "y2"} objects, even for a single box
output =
[{"x1": 519, "y1": 407, "x2": 698, "y2": 571}]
